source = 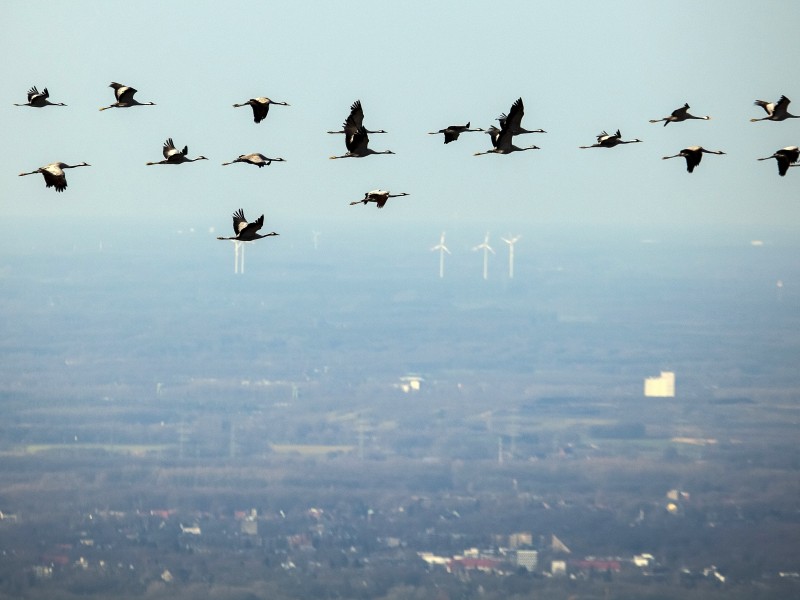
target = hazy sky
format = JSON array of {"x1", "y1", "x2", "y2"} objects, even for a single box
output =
[{"x1": 3, "y1": 1, "x2": 800, "y2": 244}]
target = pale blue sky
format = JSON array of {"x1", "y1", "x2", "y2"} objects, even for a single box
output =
[{"x1": 3, "y1": 1, "x2": 800, "y2": 241}]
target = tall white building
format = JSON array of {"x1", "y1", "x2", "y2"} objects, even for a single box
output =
[{"x1": 644, "y1": 371, "x2": 675, "y2": 397}]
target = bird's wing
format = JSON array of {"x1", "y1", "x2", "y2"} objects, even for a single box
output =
[
  {"x1": 117, "y1": 86, "x2": 136, "y2": 103},
  {"x1": 775, "y1": 95, "x2": 791, "y2": 113},
  {"x1": 232, "y1": 209, "x2": 248, "y2": 234},
  {"x1": 486, "y1": 126, "x2": 502, "y2": 148},
  {"x1": 162, "y1": 138, "x2": 177, "y2": 159},
  {"x1": 348, "y1": 100, "x2": 365, "y2": 128},
  {"x1": 240, "y1": 214, "x2": 265, "y2": 237},
  {"x1": 42, "y1": 165, "x2": 66, "y2": 191},
  {"x1": 671, "y1": 104, "x2": 689, "y2": 118},
  {"x1": 342, "y1": 108, "x2": 362, "y2": 136},
  {"x1": 346, "y1": 127, "x2": 369, "y2": 154},
  {"x1": 753, "y1": 99, "x2": 771, "y2": 114},
  {"x1": 26, "y1": 86, "x2": 39, "y2": 102},
  {"x1": 252, "y1": 101, "x2": 269, "y2": 123},
  {"x1": 502, "y1": 97, "x2": 525, "y2": 133},
  {"x1": 494, "y1": 127, "x2": 515, "y2": 151},
  {"x1": 443, "y1": 129, "x2": 460, "y2": 143}
]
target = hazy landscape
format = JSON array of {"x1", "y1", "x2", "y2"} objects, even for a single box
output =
[
  {"x1": 5, "y1": 1, "x2": 800, "y2": 597},
  {"x1": 0, "y1": 219, "x2": 798, "y2": 599}
]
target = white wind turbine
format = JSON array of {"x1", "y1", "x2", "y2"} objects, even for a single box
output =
[
  {"x1": 473, "y1": 233, "x2": 495, "y2": 280},
  {"x1": 231, "y1": 241, "x2": 245, "y2": 274},
  {"x1": 430, "y1": 232, "x2": 451, "y2": 278},
  {"x1": 227, "y1": 240, "x2": 255, "y2": 274},
  {"x1": 501, "y1": 235, "x2": 521, "y2": 279}
]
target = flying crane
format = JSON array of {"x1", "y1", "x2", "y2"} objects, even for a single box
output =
[
  {"x1": 233, "y1": 97, "x2": 290, "y2": 123},
  {"x1": 330, "y1": 126, "x2": 394, "y2": 159},
  {"x1": 662, "y1": 146, "x2": 726, "y2": 173},
  {"x1": 475, "y1": 126, "x2": 540, "y2": 156},
  {"x1": 327, "y1": 100, "x2": 387, "y2": 134},
  {"x1": 146, "y1": 138, "x2": 208, "y2": 165},
  {"x1": 349, "y1": 189, "x2": 409, "y2": 208},
  {"x1": 496, "y1": 97, "x2": 546, "y2": 135},
  {"x1": 579, "y1": 129, "x2": 642, "y2": 149},
  {"x1": 222, "y1": 154, "x2": 286, "y2": 168},
  {"x1": 428, "y1": 122, "x2": 483, "y2": 144},
  {"x1": 757, "y1": 146, "x2": 800, "y2": 176},
  {"x1": 19, "y1": 161, "x2": 90, "y2": 192},
  {"x1": 649, "y1": 103, "x2": 710, "y2": 126},
  {"x1": 216, "y1": 209, "x2": 279, "y2": 241},
  {"x1": 14, "y1": 86, "x2": 66, "y2": 107},
  {"x1": 750, "y1": 95, "x2": 799, "y2": 122},
  {"x1": 99, "y1": 82, "x2": 155, "y2": 111}
]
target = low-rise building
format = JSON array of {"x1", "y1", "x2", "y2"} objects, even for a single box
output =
[
  {"x1": 551, "y1": 560, "x2": 567, "y2": 577},
  {"x1": 644, "y1": 371, "x2": 675, "y2": 397},
  {"x1": 516, "y1": 549, "x2": 538, "y2": 571}
]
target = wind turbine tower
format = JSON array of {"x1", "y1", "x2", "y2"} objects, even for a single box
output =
[
  {"x1": 501, "y1": 235, "x2": 521, "y2": 279},
  {"x1": 430, "y1": 232, "x2": 451, "y2": 278},
  {"x1": 473, "y1": 233, "x2": 495, "y2": 280},
  {"x1": 229, "y1": 240, "x2": 246, "y2": 274}
]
